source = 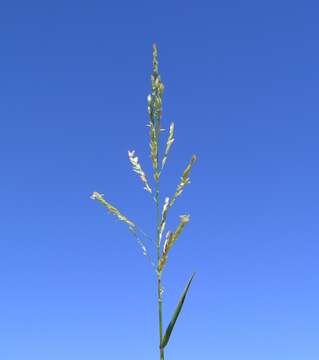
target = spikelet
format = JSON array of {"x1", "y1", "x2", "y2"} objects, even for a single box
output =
[
  {"x1": 161, "y1": 122, "x2": 175, "y2": 170},
  {"x1": 90, "y1": 191, "x2": 135, "y2": 229},
  {"x1": 128, "y1": 150, "x2": 152, "y2": 193},
  {"x1": 169, "y1": 155, "x2": 197, "y2": 208},
  {"x1": 158, "y1": 214, "x2": 190, "y2": 272},
  {"x1": 152, "y1": 43, "x2": 159, "y2": 75},
  {"x1": 158, "y1": 231, "x2": 173, "y2": 271},
  {"x1": 159, "y1": 197, "x2": 170, "y2": 242},
  {"x1": 148, "y1": 111, "x2": 159, "y2": 177},
  {"x1": 174, "y1": 214, "x2": 190, "y2": 240}
]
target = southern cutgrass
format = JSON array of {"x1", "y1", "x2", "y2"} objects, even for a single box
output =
[{"x1": 91, "y1": 44, "x2": 197, "y2": 360}]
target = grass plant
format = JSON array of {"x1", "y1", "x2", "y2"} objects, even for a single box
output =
[{"x1": 91, "y1": 44, "x2": 197, "y2": 360}]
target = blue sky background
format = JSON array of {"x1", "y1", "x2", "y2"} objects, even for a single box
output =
[{"x1": 1, "y1": 1, "x2": 318, "y2": 359}]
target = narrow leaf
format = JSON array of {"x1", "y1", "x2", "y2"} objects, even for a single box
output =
[{"x1": 160, "y1": 273, "x2": 195, "y2": 349}]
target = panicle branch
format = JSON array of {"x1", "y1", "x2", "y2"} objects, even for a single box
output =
[
  {"x1": 90, "y1": 191, "x2": 135, "y2": 228},
  {"x1": 159, "y1": 197, "x2": 170, "y2": 243},
  {"x1": 161, "y1": 122, "x2": 175, "y2": 171},
  {"x1": 90, "y1": 191, "x2": 156, "y2": 268},
  {"x1": 128, "y1": 150, "x2": 152, "y2": 193},
  {"x1": 158, "y1": 214, "x2": 190, "y2": 272},
  {"x1": 169, "y1": 155, "x2": 197, "y2": 208}
]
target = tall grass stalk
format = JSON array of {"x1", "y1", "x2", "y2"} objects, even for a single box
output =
[{"x1": 91, "y1": 44, "x2": 197, "y2": 360}]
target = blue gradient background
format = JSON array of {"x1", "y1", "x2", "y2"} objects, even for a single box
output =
[{"x1": 1, "y1": 1, "x2": 318, "y2": 359}]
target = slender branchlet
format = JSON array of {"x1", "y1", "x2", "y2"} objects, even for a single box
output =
[{"x1": 90, "y1": 44, "x2": 197, "y2": 360}]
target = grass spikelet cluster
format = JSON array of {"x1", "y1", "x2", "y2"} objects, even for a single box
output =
[
  {"x1": 161, "y1": 122, "x2": 175, "y2": 170},
  {"x1": 148, "y1": 44, "x2": 165, "y2": 180},
  {"x1": 159, "y1": 214, "x2": 190, "y2": 272},
  {"x1": 169, "y1": 154, "x2": 197, "y2": 207},
  {"x1": 90, "y1": 191, "x2": 135, "y2": 228},
  {"x1": 159, "y1": 196, "x2": 170, "y2": 242},
  {"x1": 128, "y1": 150, "x2": 152, "y2": 193}
]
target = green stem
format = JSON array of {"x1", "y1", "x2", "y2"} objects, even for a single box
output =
[
  {"x1": 158, "y1": 276, "x2": 164, "y2": 360},
  {"x1": 156, "y1": 180, "x2": 164, "y2": 360}
]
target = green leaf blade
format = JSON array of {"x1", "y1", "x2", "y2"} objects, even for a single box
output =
[{"x1": 160, "y1": 273, "x2": 195, "y2": 349}]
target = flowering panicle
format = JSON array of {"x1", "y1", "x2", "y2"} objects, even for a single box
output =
[{"x1": 90, "y1": 45, "x2": 198, "y2": 358}]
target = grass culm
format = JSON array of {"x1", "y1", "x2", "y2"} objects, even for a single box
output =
[{"x1": 91, "y1": 44, "x2": 197, "y2": 360}]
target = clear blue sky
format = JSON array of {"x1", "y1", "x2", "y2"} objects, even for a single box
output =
[{"x1": 1, "y1": 1, "x2": 318, "y2": 359}]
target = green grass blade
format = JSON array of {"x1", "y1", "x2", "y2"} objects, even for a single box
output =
[{"x1": 160, "y1": 273, "x2": 195, "y2": 349}]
